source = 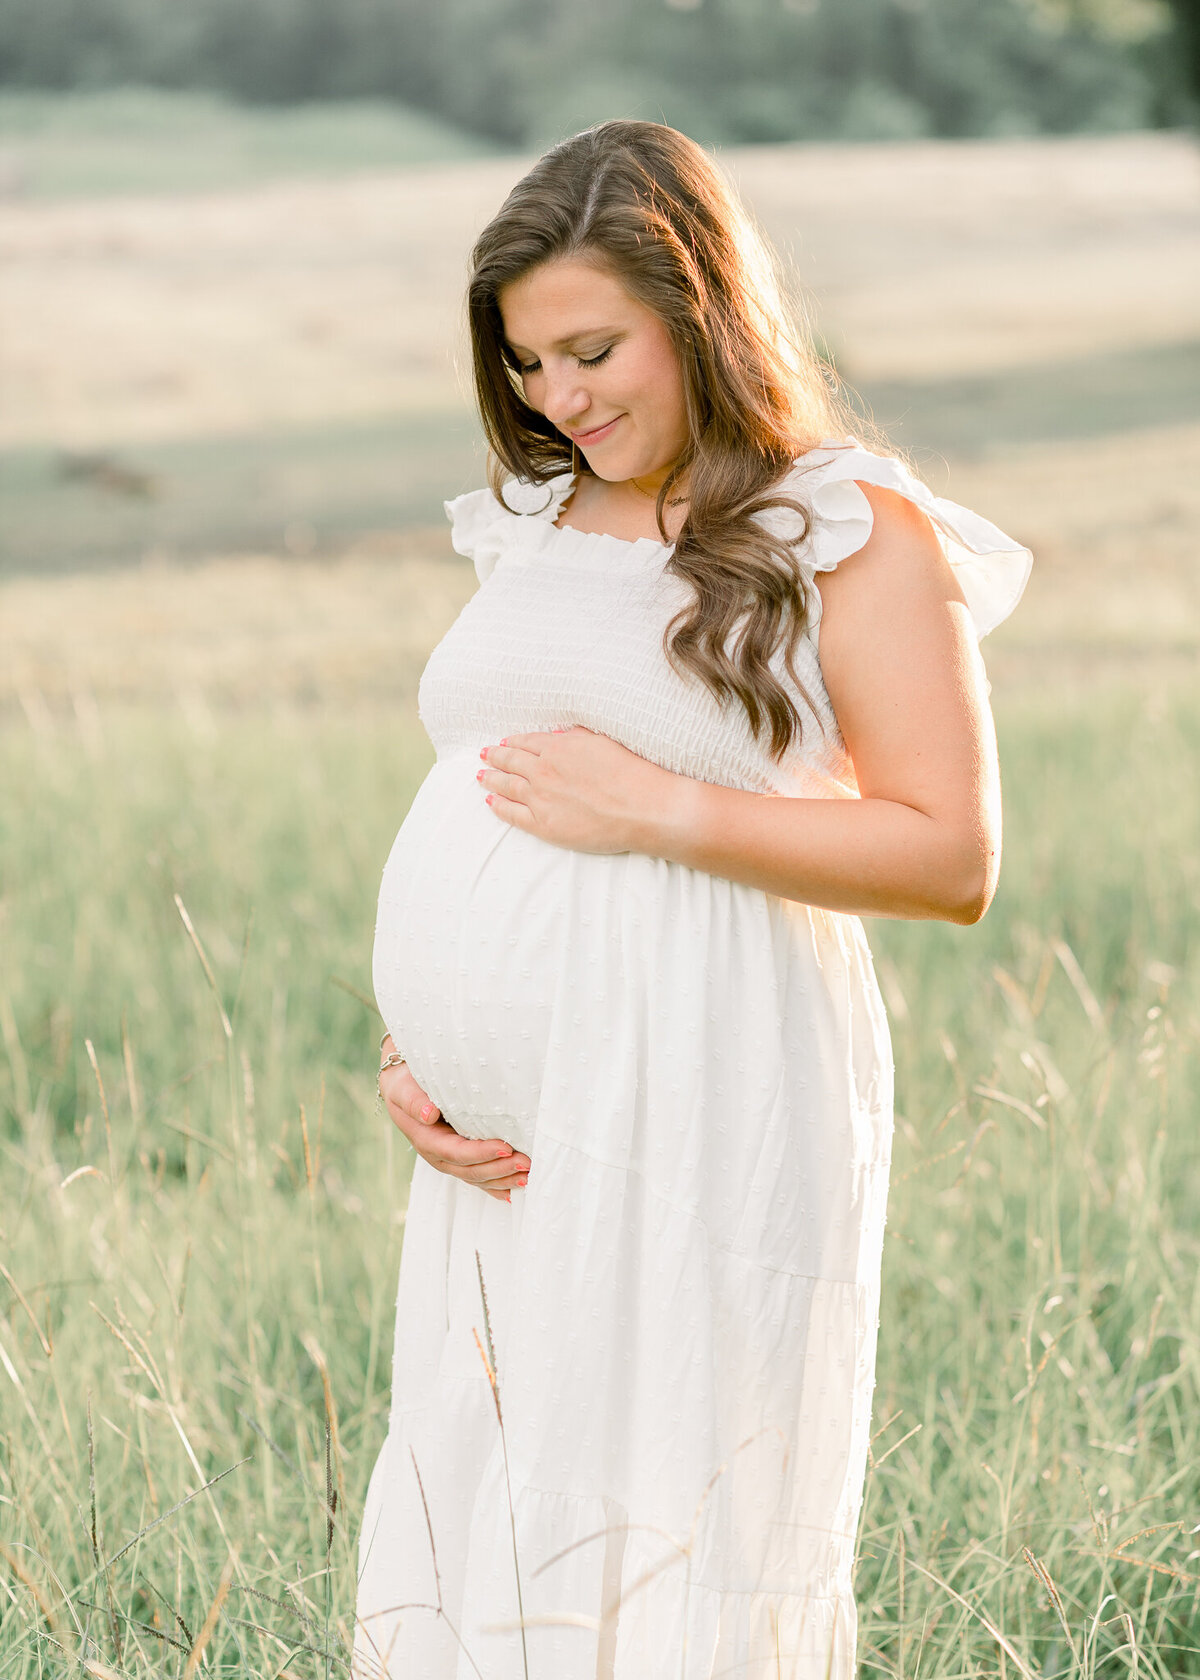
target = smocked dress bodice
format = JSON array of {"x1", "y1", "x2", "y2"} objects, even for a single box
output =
[{"x1": 419, "y1": 438, "x2": 1031, "y2": 796}]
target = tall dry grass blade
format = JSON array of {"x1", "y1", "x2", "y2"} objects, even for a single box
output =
[
  {"x1": 408, "y1": 1447, "x2": 485, "y2": 1680},
  {"x1": 120, "y1": 1011, "x2": 142, "y2": 1130},
  {"x1": 324, "y1": 1421, "x2": 335, "y2": 1680},
  {"x1": 181, "y1": 1554, "x2": 235, "y2": 1679},
  {"x1": 826, "y1": 1603, "x2": 841, "y2": 1680},
  {"x1": 1111, "y1": 1521, "x2": 1185, "y2": 1556},
  {"x1": 0, "y1": 990, "x2": 32, "y2": 1117},
  {"x1": 237, "y1": 1410, "x2": 302, "y2": 1484},
  {"x1": 1052, "y1": 938, "x2": 1105, "y2": 1029},
  {"x1": 300, "y1": 1104, "x2": 315, "y2": 1193},
  {"x1": 240, "y1": 1580, "x2": 319, "y2": 1623},
  {"x1": 532, "y1": 1520, "x2": 685, "y2": 1581},
  {"x1": 971, "y1": 1084, "x2": 1047, "y2": 1130},
  {"x1": 223, "y1": 1612, "x2": 355, "y2": 1671},
  {"x1": 1102, "y1": 1551, "x2": 1200, "y2": 1585},
  {"x1": 77, "y1": 1598, "x2": 188, "y2": 1654},
  {"x1": 89, "y1": 1303, "x2": 165, "y2": 1399},
  {"x1": 1122, "y1": 1610, "x2": 1139, "y2": 1677},
  {"x1": 485, "y1": 1611, "x2": 601, "y2": 1631},
  {"x1": 903, "y1": 1556, "x2": 1038, "y2": 1679},
  {"x1": 474, "y1": 1250, "x2": 497, "y2": 1381},
  {"x1": 59, "y1": 1165, "x2": 106, "y2": 1189},
  {"x1": 953, "y1": 1118, "x2": 998, "y2": 1187},
  {"x1": 144, "y1": 1574, "x2": 194, "y2": 1649},
  {"x1": 0, "y1": 1259, "x2": 51, "y2": 1357},
  {"x1": 105, "y1": 1458, "x2": 251, "y2": 1570},
  {"x1": 1022, "y1": 1548, "x2": 1081, "y2": 1664},
  {"x1": 303, "y1": 1336, "x2": 347, "y2": 1525},
  {"x1": 329, "y1": 974, "x2": 380, "y2": 1014},
  {"x1": 326, "y1": 1420, "x2": 335, "y2": 1557},
  {"x1": 173, "y1": 893, "x2": 233, "y2": 1040},
  {"x1": 154, "y1": 1122, "x2": 233, "y2": 1162},
  {"x1": 0, "y1": 1541, "x2": 65, "y2": 1638},
  {"x1": 163, "y1": 1402, "x2": 250, "y2": 1597},
  {"x1": 0, "y1": 1328, "x2": 73, "y2": 1502},
  {"x1": 230, "y1": 904, "x2": 256, "y2": 1031},
  {"x1": 871, "y1": 1422, "x2": 923, "y2": 1470},
  {"x1": 291, "y1": 1560, "x2": 315, "y2": 1635},
  {"x1": 679, "y1": 1425, "x2": 790, "y2": 1679},
  {"x1": 84, "y1": 1039, "x2": 119, "y2": 1192},
  {"x1": 474, "y1": 1249, "x2": 529, "y2": 1680},
  {"x1": 898, "y1": 1526, "x2": 906, "y2": 1680},
  {"x1": 86, "y1": 1394, "x2": 122, "y2": 1663}
]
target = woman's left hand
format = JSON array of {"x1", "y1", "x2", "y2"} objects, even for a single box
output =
[{"x1": 477, "y1": 726, "x2": 681, "y2": 855}]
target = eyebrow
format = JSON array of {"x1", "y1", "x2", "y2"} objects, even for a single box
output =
[{"x1": 504, "y1": 327, "x2": 621, "y2": 355}]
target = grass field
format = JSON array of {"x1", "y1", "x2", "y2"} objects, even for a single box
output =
[
  {"x1": 1, "y1": 104, "x2": 1199, "y2": 1676},
  {"x1": 1, "y1": 684, "x2": 1197, "y2": 1677}
]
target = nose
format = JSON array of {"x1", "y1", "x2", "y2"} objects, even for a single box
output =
[{"x1": 539, "y1": 361, "x2": 591, "y2": 429}]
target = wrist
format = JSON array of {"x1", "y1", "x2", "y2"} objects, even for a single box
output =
[{"x1": 630, "y1": 765, "x2": 711, "y2": 863}]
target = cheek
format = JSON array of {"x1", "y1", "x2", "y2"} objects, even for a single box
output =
[
  {"x1": 624, "y1": 353, "x2": 678, "y2": 421},
  {"x1": 645, "y1": 337, "x2": 686, "y2": 407},
  {"x1": 643, "y1": 353, "x2": 688, "y2": 434}
]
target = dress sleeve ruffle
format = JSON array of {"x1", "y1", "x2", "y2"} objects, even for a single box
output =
[
  {"x1": 444, "y1": 475, "x2": 572, "y2": 585},
  {"x1": 785, "y1": 441, "x2": 1033, "y2": 640},
  {"x1": 443, "y1": 487, "x2": 509, "y2": 586}
]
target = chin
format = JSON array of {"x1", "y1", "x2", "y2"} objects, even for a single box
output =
[{"x1": 581, "y1": 454, "x2": 629, "y2": 481}]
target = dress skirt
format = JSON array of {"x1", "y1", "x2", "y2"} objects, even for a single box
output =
[{"x1": 354, "y1": 835, "x2": 894, "y2": 1680}]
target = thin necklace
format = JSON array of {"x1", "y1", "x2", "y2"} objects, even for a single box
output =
[{"x1": 629, "y1": 473, "x2": 687, "y2": 507}]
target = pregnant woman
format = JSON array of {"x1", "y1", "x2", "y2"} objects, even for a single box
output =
[{"x1": 354, "y1": 121, "x2": 1031, "y2": 1679}]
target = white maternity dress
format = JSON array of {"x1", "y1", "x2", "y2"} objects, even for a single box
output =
[{"x1": 354, "y1": 439, "x2": 1031, "y2": 1680}]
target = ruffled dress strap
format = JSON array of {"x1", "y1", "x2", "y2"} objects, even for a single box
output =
[
  {"x1": 788, "y1": 439, "x2": 1033, "y2": 640},
  {"x1": 444, "y1": 473, "x2": 576, "y2": 585}
]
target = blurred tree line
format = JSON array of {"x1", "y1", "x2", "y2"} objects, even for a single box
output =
[{"x1": 0, "y1": 0, "x2": 1191, "y2": 145}]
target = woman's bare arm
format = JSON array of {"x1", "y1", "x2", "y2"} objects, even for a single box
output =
[{"x1": 643, "y1": 483, "x2": 1001, "y2": 922}]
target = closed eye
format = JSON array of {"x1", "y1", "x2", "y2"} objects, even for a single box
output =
[{"x1": 509, "y1": 345, "x2": 615, "y2": 376}]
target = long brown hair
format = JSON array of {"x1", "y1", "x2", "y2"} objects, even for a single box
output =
[{"x1": 467, "y1": 119, "x2": 865, "y2": 760}]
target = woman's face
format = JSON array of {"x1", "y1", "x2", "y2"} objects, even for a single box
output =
[{"x1": 497, "y1": 256, "x2": 690, "y2": 483}]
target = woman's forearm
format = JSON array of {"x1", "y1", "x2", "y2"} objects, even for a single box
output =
[{"x1": 640, "y1": 772, "x2": 995, "y2": 924}]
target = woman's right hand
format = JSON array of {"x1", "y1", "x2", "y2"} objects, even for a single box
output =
[{"x1": 377, "y1": 1036, "x2": 531, "y2": 1202}]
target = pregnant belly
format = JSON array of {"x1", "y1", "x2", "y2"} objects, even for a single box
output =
[{"x1": 372, "y1": 750, "x2": 575, "y2": 1155}]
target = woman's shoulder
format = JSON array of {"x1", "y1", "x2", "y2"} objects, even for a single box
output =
[{"x1": 779, "y1": 437, "x2": 1033, "y2": 641}]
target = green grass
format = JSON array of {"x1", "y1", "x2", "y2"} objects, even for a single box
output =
[
  {"x1": 0, "y1": 87, "x2": 495, "y2": 200},
  {"x1": 0, "y1": 683, "x2": 1197, "y2": 1675}
]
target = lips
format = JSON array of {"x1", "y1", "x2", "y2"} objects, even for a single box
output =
[{"x1": 571, "y1": 415, "x2": 623, "y2": 447}]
